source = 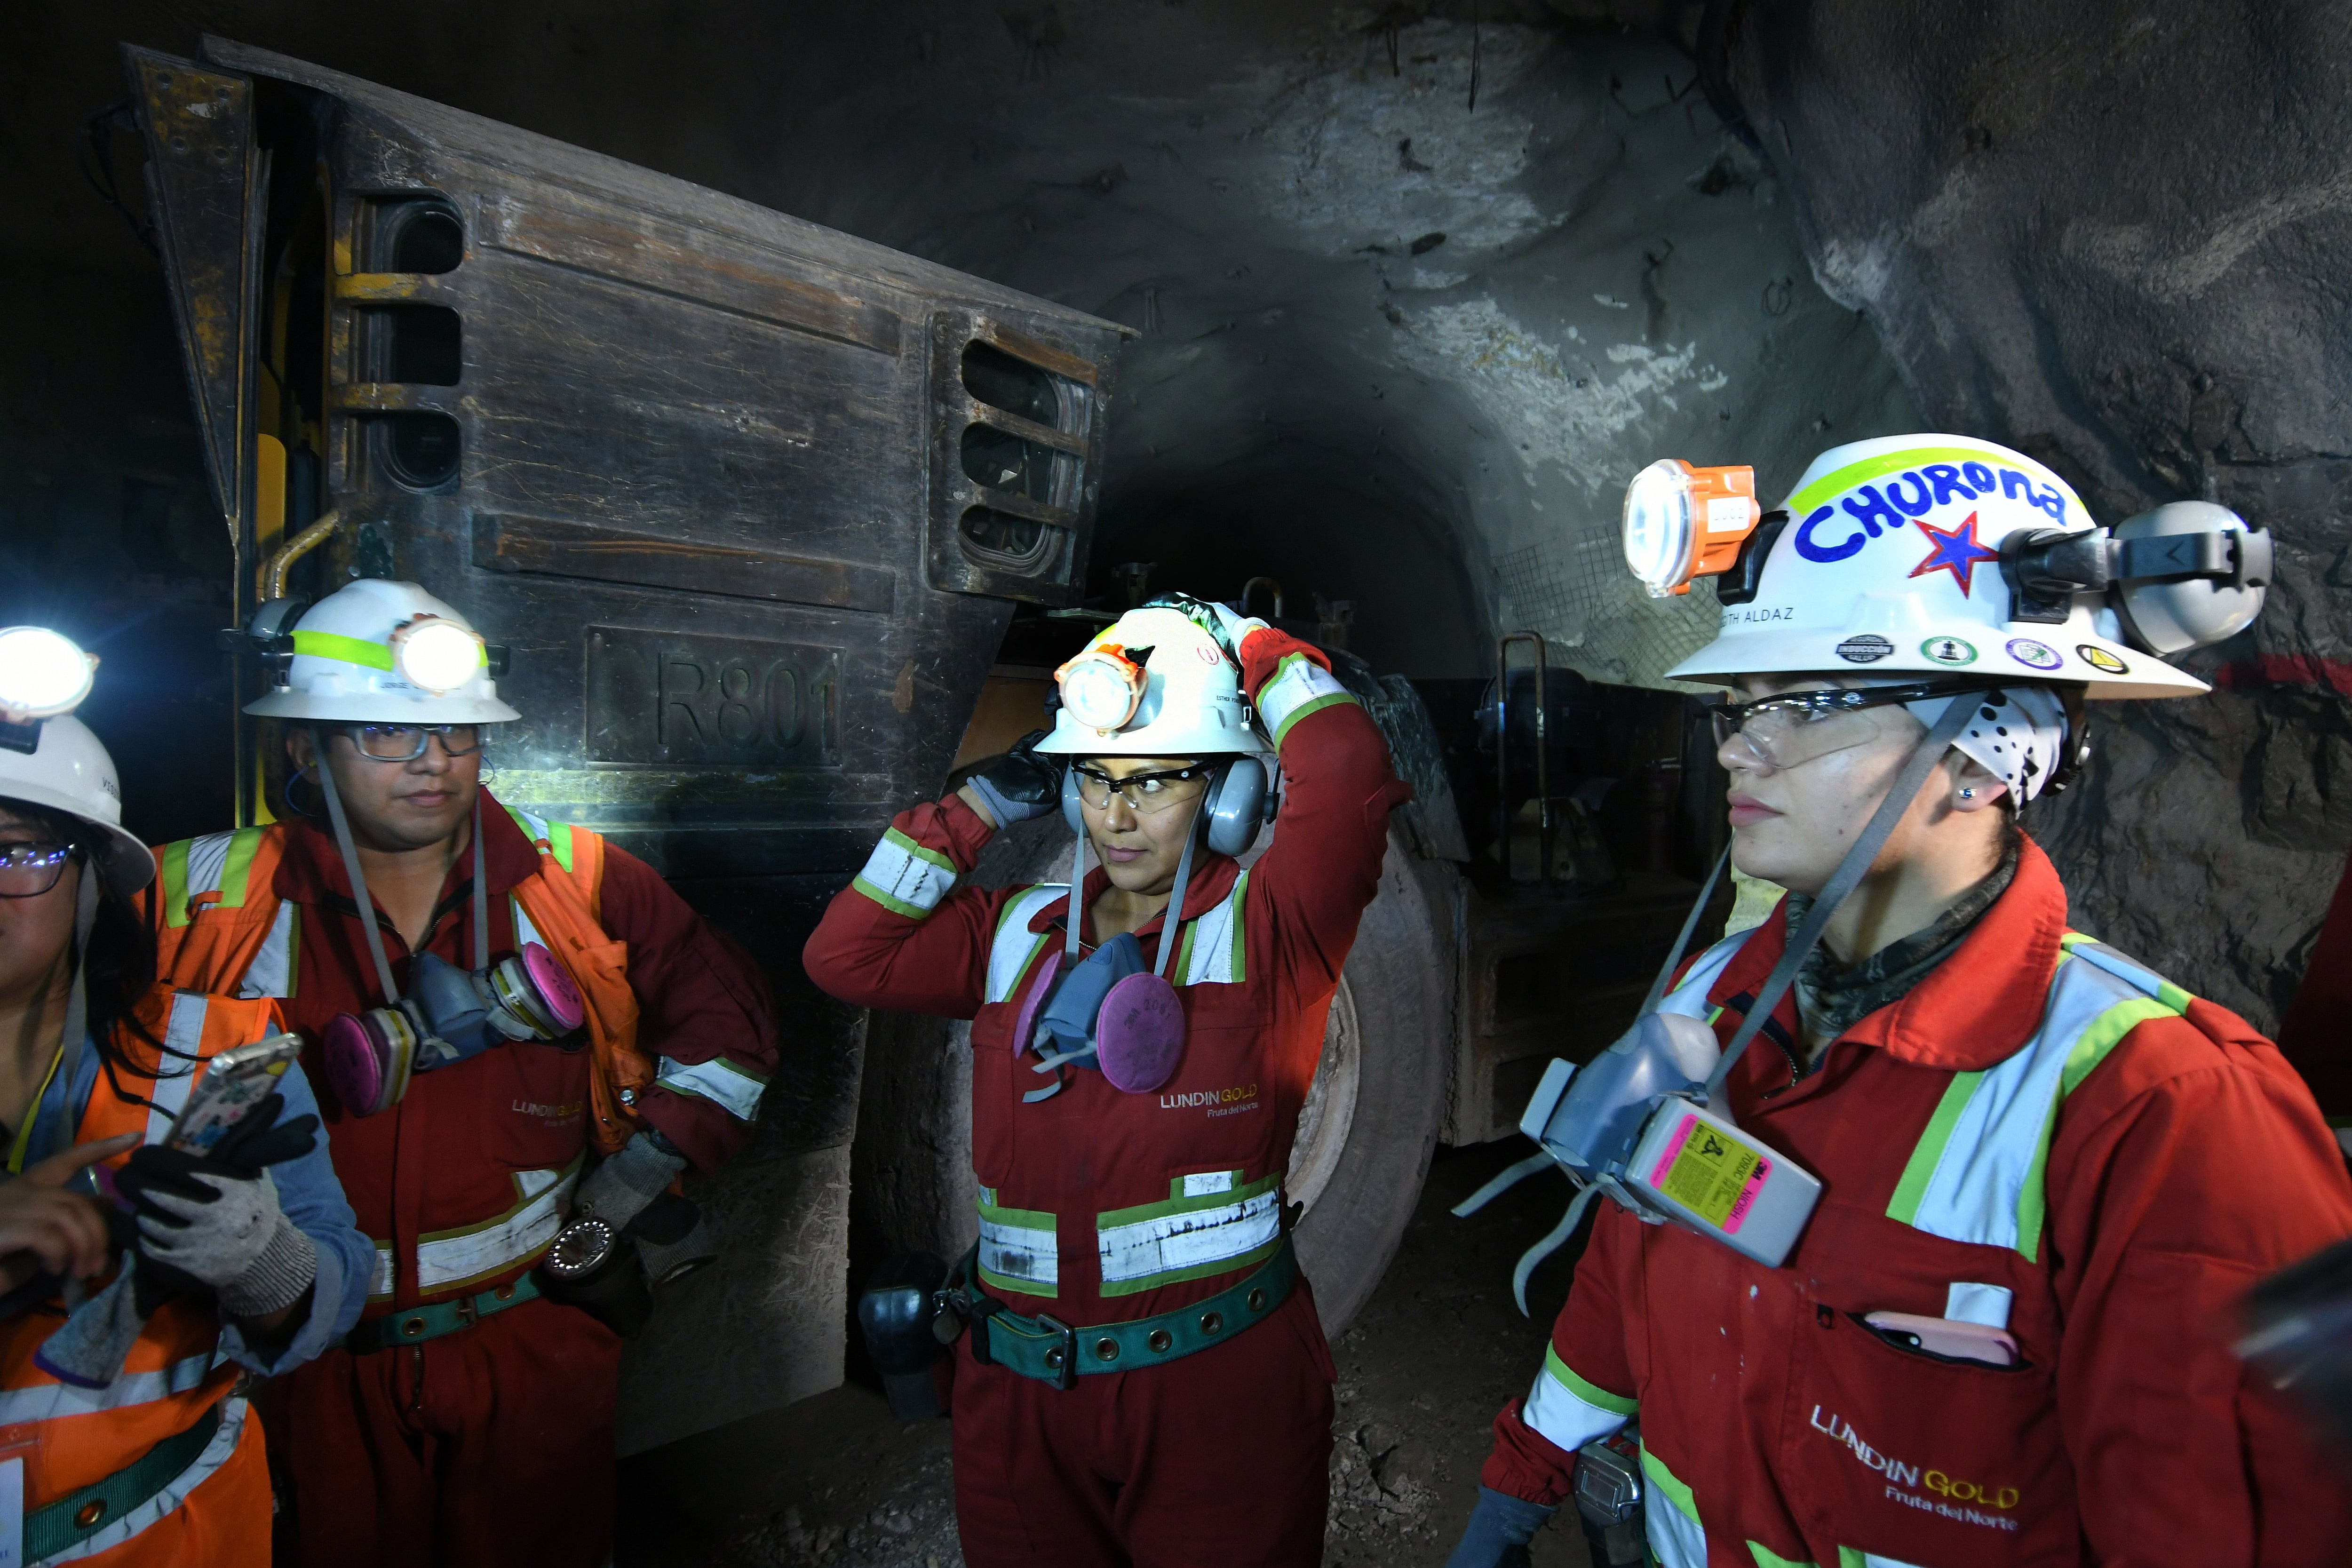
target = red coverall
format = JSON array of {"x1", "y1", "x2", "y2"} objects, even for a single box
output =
[
  {"x1": 2277, "y1": 845, "x2": 2352, "y2": 1131},
  {"x1": 805, "y1": 628, "x2": 1406, "y2": 1568},
  {"x1": 1480, "y1": 836, "x2": 2352, "y2": 1566},
  {"x1": 211, "y1": 801, "x2": 774, "y2": 1567}
]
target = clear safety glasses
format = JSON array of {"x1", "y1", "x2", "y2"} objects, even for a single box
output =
[
  {"x1": 1071, "y1": 764, "x2": 1211, "y2": 815},
  {"x1": 0, "y1": 842, "x2": 77, "y2": 899},
  {"x1": 1712, "y1": 681, "x2": 1995, "y2": 771},
  {"x1": 347, "y1": 723, "x2": 485, "y2": 762}
]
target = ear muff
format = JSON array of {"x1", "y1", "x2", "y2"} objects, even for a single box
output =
[
  {"x1": 1061, "y1": 766, "x2": 1086, "y2": 834},
  {"x1": 1200, "y1": 757, "x2": 1273, "y2": 856}
]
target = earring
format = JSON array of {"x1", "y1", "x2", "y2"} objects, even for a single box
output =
[{"x1": 1959, "y1": 787, "x2": 1978, "y2": 800}]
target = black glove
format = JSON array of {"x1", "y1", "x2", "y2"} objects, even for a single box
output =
[
  {"x1": 113, "y1": 1092, "x2": 318, "y2": 1314},
  {"x1": 962, "y1": 730, "x2": 1065, "y2": 827}
]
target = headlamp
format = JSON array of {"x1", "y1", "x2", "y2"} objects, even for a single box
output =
[
  {"x1": 0, "y1": 627, "x2": 98, "y2": 722},
  {"x1": 1055, "y1": 645, "x2": 1147, "y2": 733},
  {"x1": 389, "y1": 616, "x2": 486, "y2": 695},
  {"x1": 1621, "y1": 460, "x2": 1763, "y2": 597}
]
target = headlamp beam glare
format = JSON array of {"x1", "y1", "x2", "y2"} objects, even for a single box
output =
[
  {"x1": 390, "y1": 617, "x2": 486, "y2": 696},
  {"x1": 0, "y1": 627, "x2": 99, "y2": 721},
  {"x1": 1054, "y1": 646, "x2": 1147, "y2": 733},
  {"x1": 1622, "y1": 460, "x2": 1762, "y2": 597}
]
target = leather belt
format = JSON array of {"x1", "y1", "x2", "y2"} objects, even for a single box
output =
[
  {"x1": 955, "y1": 1236, "x2": 1296, "y2": 1388},
  {"x1": 346, "y1": 1273, "x2": 540, "y2": 1352}
]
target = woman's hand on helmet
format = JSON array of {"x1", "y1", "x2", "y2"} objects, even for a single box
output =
[
  {"x1": 1145, "y1": 594, "x2": 1267, "y2": 662},
  {"x1": 960, "y1": 730, "x2": 1066, "y2": 828}
]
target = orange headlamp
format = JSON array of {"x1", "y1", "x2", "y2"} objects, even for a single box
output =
[{"x1": 1621, "y1": 461, "x2": 1764, "y2": 597}]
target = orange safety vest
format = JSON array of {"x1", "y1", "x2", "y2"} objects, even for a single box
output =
[
  {"x1": 146, "y1": 805, "x2": 652, "y2": 1154},
  {"x1": 0, "y1": 987, "x2": 277, "y2": 1563}
]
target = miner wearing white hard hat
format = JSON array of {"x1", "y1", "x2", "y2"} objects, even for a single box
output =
[
  {"x1": 806, "y1": 596, "x2": 1407, "y2": 1565},
  {"x1": 0, "y1": 626, "x2": 370, "y2": 1564},
  {"x1": 158, "y1": 580, "x2": 777, "y2": 1568},
  {"x1": 1453, "y1": 436, "x2": 2352, "y2": 1565}
]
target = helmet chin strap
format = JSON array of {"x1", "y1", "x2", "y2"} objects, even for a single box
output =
[
  {"x1": 312, "y1": 724, "x2": 404, "y2": 1008},
  {"x1": 52, "y1": 865, "x2": 100, "y2": 1102}
]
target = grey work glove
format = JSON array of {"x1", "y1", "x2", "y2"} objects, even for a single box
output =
[
  {"x1": 572, "y1": 1131, "x2": 688, "y2": 1235},
  {"x1": 131, "y1": 1170, "x2": 318, "y2": 1318},
  {"x1": 34, "y1": 1267, "x2": 151, "y2": 1390},
  {"x1": 961, "y1": 731, "x2": 1064, "y2": 827},
  {"x1": 1446, "y1": 1487, "x2": 1558, "y2": 1568}
]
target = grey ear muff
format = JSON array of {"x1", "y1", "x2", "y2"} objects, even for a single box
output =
[
  {"x1": 1061, "y1": 767, "x2": 1086, "y2": 834},
  {"x1": 1201, "y1": 757, "x2": 1272, "y2": 856}
]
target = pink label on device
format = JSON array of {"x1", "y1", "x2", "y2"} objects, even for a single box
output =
[{"x1": 1646, "y1": 1113, "x2": 1773, "y2": 1235}]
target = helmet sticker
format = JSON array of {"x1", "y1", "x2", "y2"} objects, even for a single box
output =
[
  {"x1": 1836, "y1": 634, "x2": 1896, "y2": 664},
  {"x1": 2076, "y1": 645, "x2": 2128, "y2": 674},
  {"x1": 1906, "y1": 512, "x2": 2001, "y2": 595},
  {"x1": 2005, "y1": 637, "x2": 2063, "y2": 671},
  {"x1": 1921, "y1": 636, "x2": 1978, "y2": 665}
]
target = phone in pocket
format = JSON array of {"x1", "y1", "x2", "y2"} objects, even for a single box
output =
[{"x1": 1862, "y1": 1310, "x2": 2018, "y2": 1368}]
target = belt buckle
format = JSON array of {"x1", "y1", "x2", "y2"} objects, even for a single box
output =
[
  {"x1": 1034, "y1": 1313, "x2": 1078, "y2": 1391},
  {"x1": 453, "y1": 1293, "x2": 479, "y2": 1328}
]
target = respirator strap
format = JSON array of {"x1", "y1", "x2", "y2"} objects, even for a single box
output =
[
  {"x1": 1638, "y1": 846, "x2": 1733, "y2": 1017},
  {"x1": 1065, "y1": 828, "x2": 1089, "y2": 961},
  {"x1": 314, "y1": 725, "x2": 404, "y2": 1008},
  {"x1": 52, "y1": 868, "x2": 100, "y2": 1111},
  {"x1": 1699, "y1": 692, "x2": 1982, "y2": 1106},
  {"x1": 1152, "y1": 802, "x2": 1204, "y2": 981}
]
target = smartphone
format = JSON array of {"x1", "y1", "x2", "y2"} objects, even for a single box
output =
[
  {"x1": 1862, "y1": 1310, "x2": 2018, "y2": 1367},
  {"x1": 165, "y1": 1033, "x2": 305, "y2": 1155}
]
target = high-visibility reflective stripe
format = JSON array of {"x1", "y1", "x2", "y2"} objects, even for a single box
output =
[
  {"x1": 1095, "y1": 1172, "x2": 1280, "y2": 1296},
  {"x1": 1174, "y1": 871, "x2": 1249, "y2": 986},
  {"x1": 977, "y1": 1187, "x2": 1058, "y2": 1297},
  {"x1": 1255, "y1": 652, "x2": 1357, "y2": 748},
  {"x1": 850, "y1": 829, "x2": 958, "y2": 919},
  {"x1": 1837, "y1": 1550, "x2": 1933, "y2": 1568},
  {"x1": 46, "y1": 1395, "x2": 251, "y2": 1565},
  {"x1": 1886, "y1": 939, "x2": 2186, "y2": 1259},
  {"x1": 368, "y1": 1243, "x2": 394, "y2": 1301},
  {"x1": 1748, "y1": 1545, "x2": 1814, "y2": 1568},
  {"x1": 0, "y1": 1352, "x2": 217, "y2": 1428},
  {"x1": 512, "y1": 896, "x2": 543, "y2": 951},
  {"x1": 656, "y1": 1055, "x2": 767, "y2": 1121},
  {"x1": 292, "y1": 629, "x2": 396, "y2": 670},
  {"x1": 985, "y1": 886, "x2": 1065, "y2": 1005},
  {"x1": 140, "y1": 995, "x2": 207, "y2": 1147},
  {"x1": 413, "y1": 1162, "x2": 580, "y2": 1293},
  {"x1": 161, "y1": 828, "x2": 269, "y2": 928},
  {"x1": 1640, "y1": 1445, "x2": 1708, "y2": 1568},
  {"x1": 235, "y1": 901, "x2": 298, "y2": 1000},
  {"x1": 1521, "y1": 1343, "x2": 1635, "y2": 1454},
  {"x1": 502, "y1": 805, "x2": 577, "y2": 874}
]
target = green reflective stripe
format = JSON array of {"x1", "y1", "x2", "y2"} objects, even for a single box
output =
[
  {"x1": 292, "y1": 629, "x2": 396, "y2": 670},
  {"x1": 886, "y1": 828, "x2": 954, "y2": 873},
  {"x1": 159, "y1": 838, "x2": 193, "y2": 929},
  {"x1": 1639, "y1": 1443, "x2": 1710, "y2": 1568},
  {"x1": 1256, "y1": 652, "x2": 1359, "y2": 748},
  {"x1": 1785, "y1": 445, "x2": 2079, "y2": 518},
  {"x1": 2014, "y1": 993, "x2": 2174, "y2": 1260},
  {"x1": 977, "y1": 1189, "x2": 1060, "y2": 1297},
  {"x1": 1554, "y1": 1349, "x2": 1638, "y2": 1416},
  {"x1": 1270, "y1": 691, "x2": 1354, "y2": 748},
  {"x1": 1837, "y1": 1550, "x2": 1933, "y2": 1568},
  {"x1": 543, "y1": 819, "x2": 576, "y2": 874},
  {"x1": 1096, "y1": 1171, "x2": 1282, "y2": 1296},
  {"x1": 656, "y1": 1055, "x2": 768, "y2": 1121},
  {"x1": 216, "y1": 827, "x2": 263, "y2": 910},
  {"x1": 1640, "y1": 1444, "x2": 1700, "y2": 1523},
  {"x1": 1749, "y1": 1546, "x2": 1815, "y2": 1568},
  {"x1": 1176, "y1": 871, "x2": 1248, "y2": 986},
  {"x1": 1097, "y1": 1170, "x2": 1276, "y2": 1231},
  {"x1": 1885, "y1": 1070, "x2": 1983, "y2": 1228}
]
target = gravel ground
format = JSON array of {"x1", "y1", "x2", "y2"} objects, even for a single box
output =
[{"x1": 618, "y1": 1140, "x2": 1597, "y2": 1568}]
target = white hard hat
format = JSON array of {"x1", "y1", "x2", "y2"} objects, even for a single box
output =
[
  {"x1": 1669, "y1": 434, "x2": 2208, "y2": 699},
  {"x1": 0, "y1": 716, "x2": 151, "y2": 898},
  {"x1": 245, "y1": 579, "x2": 521, "y2": 724},
  {"x1": 1034, "y1": 606, "x2": 1272, "y2": 758}
]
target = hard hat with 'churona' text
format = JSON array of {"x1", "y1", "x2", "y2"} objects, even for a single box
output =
[
  {"x1": 244, "y1": 579, "x2": 520, "y2": 724},
  {"x1": 1667, "y1": 435, "x2": 2229, "y2": 699}
]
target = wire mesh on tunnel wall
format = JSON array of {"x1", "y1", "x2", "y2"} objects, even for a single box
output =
[{"x1": 1495, "y1": 540, "x2": 1719, "y2": 689}]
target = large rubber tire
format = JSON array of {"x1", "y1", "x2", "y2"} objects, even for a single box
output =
[{"x1": 1286, "y1": 828, "x2": 1455, "y2": 1338}]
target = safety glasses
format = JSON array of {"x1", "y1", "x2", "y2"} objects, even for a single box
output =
[
  {"x1": 346, "y1": 723, "x2": 485, "y2": 762},
  {"x1": 1070, "y1": 763, "x2": 1211, "y2": 815},
  {"x1": 1713, "y1": 680, "x2": 1996, "y2": 770},
  {"x1": 0, "y1": 842, "x2": 77, "y2": 899}
]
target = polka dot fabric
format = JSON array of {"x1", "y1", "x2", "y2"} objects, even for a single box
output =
[{"x1": 1907, "y1": 685, "x2": 2069, "y2": 804}]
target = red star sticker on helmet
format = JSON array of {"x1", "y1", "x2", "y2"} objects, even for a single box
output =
[{"x1": 1907, "y1": 511, "x2": 2001, "y2": 595}]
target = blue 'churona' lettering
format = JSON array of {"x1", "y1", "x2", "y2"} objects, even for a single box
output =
[
  {"x1": 1794, "y1": 504, "x2": 1866, "y2": 562},
  {"x1": 1883, "y1": 471, "x2": 1932, "y2": 513},
  {"x1": 1922, "y1": 463, "x2": 1977, "y2": 505},
  {"x1": 1963, "y1": 460, "x2": 1997, "y2": 493}
]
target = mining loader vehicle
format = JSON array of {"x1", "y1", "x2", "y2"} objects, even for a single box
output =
[{"x1": 124, "y1": 38, "x2": 1722, "y2": 1454}]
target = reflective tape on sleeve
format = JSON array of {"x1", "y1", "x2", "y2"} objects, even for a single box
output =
[
  {"x1": 1640, "y1": 1445, "x2": 1708, "y2": 1568},
  {"x1": 1520, "y1": 1343, "x2": 1635, "y2": 1455},
  {"x1": 850, "y1": 828, "x2": 959, "y2": 919},
  {"x1": 656, "y1": 1055, "x2": 768, "y2": 1121},
  {"x1": 1254, "y1": 652, "x2": 1358, "y2": 748}
]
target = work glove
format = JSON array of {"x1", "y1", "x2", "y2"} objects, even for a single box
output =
[
  {"x1": 1146, "y1": 592, "x2": 1268, "y2": 662},
  {"x1": 1445, "y1": 1487, "x2": 1558, "y2": 1568},
  {"x1": 572, "y1": 1130, "x2": 688, "y2": 1235},
  {"x1": 115, "y1": 1092, "x2": 322, "y2": 1319},
  {"x1": 961, "y1": 730, "x2": 1065, "y2": 828}
]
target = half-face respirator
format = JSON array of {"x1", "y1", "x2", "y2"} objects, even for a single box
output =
[{"x1": 310, "y1": 753, "x2": 585, "y2": 1116}]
